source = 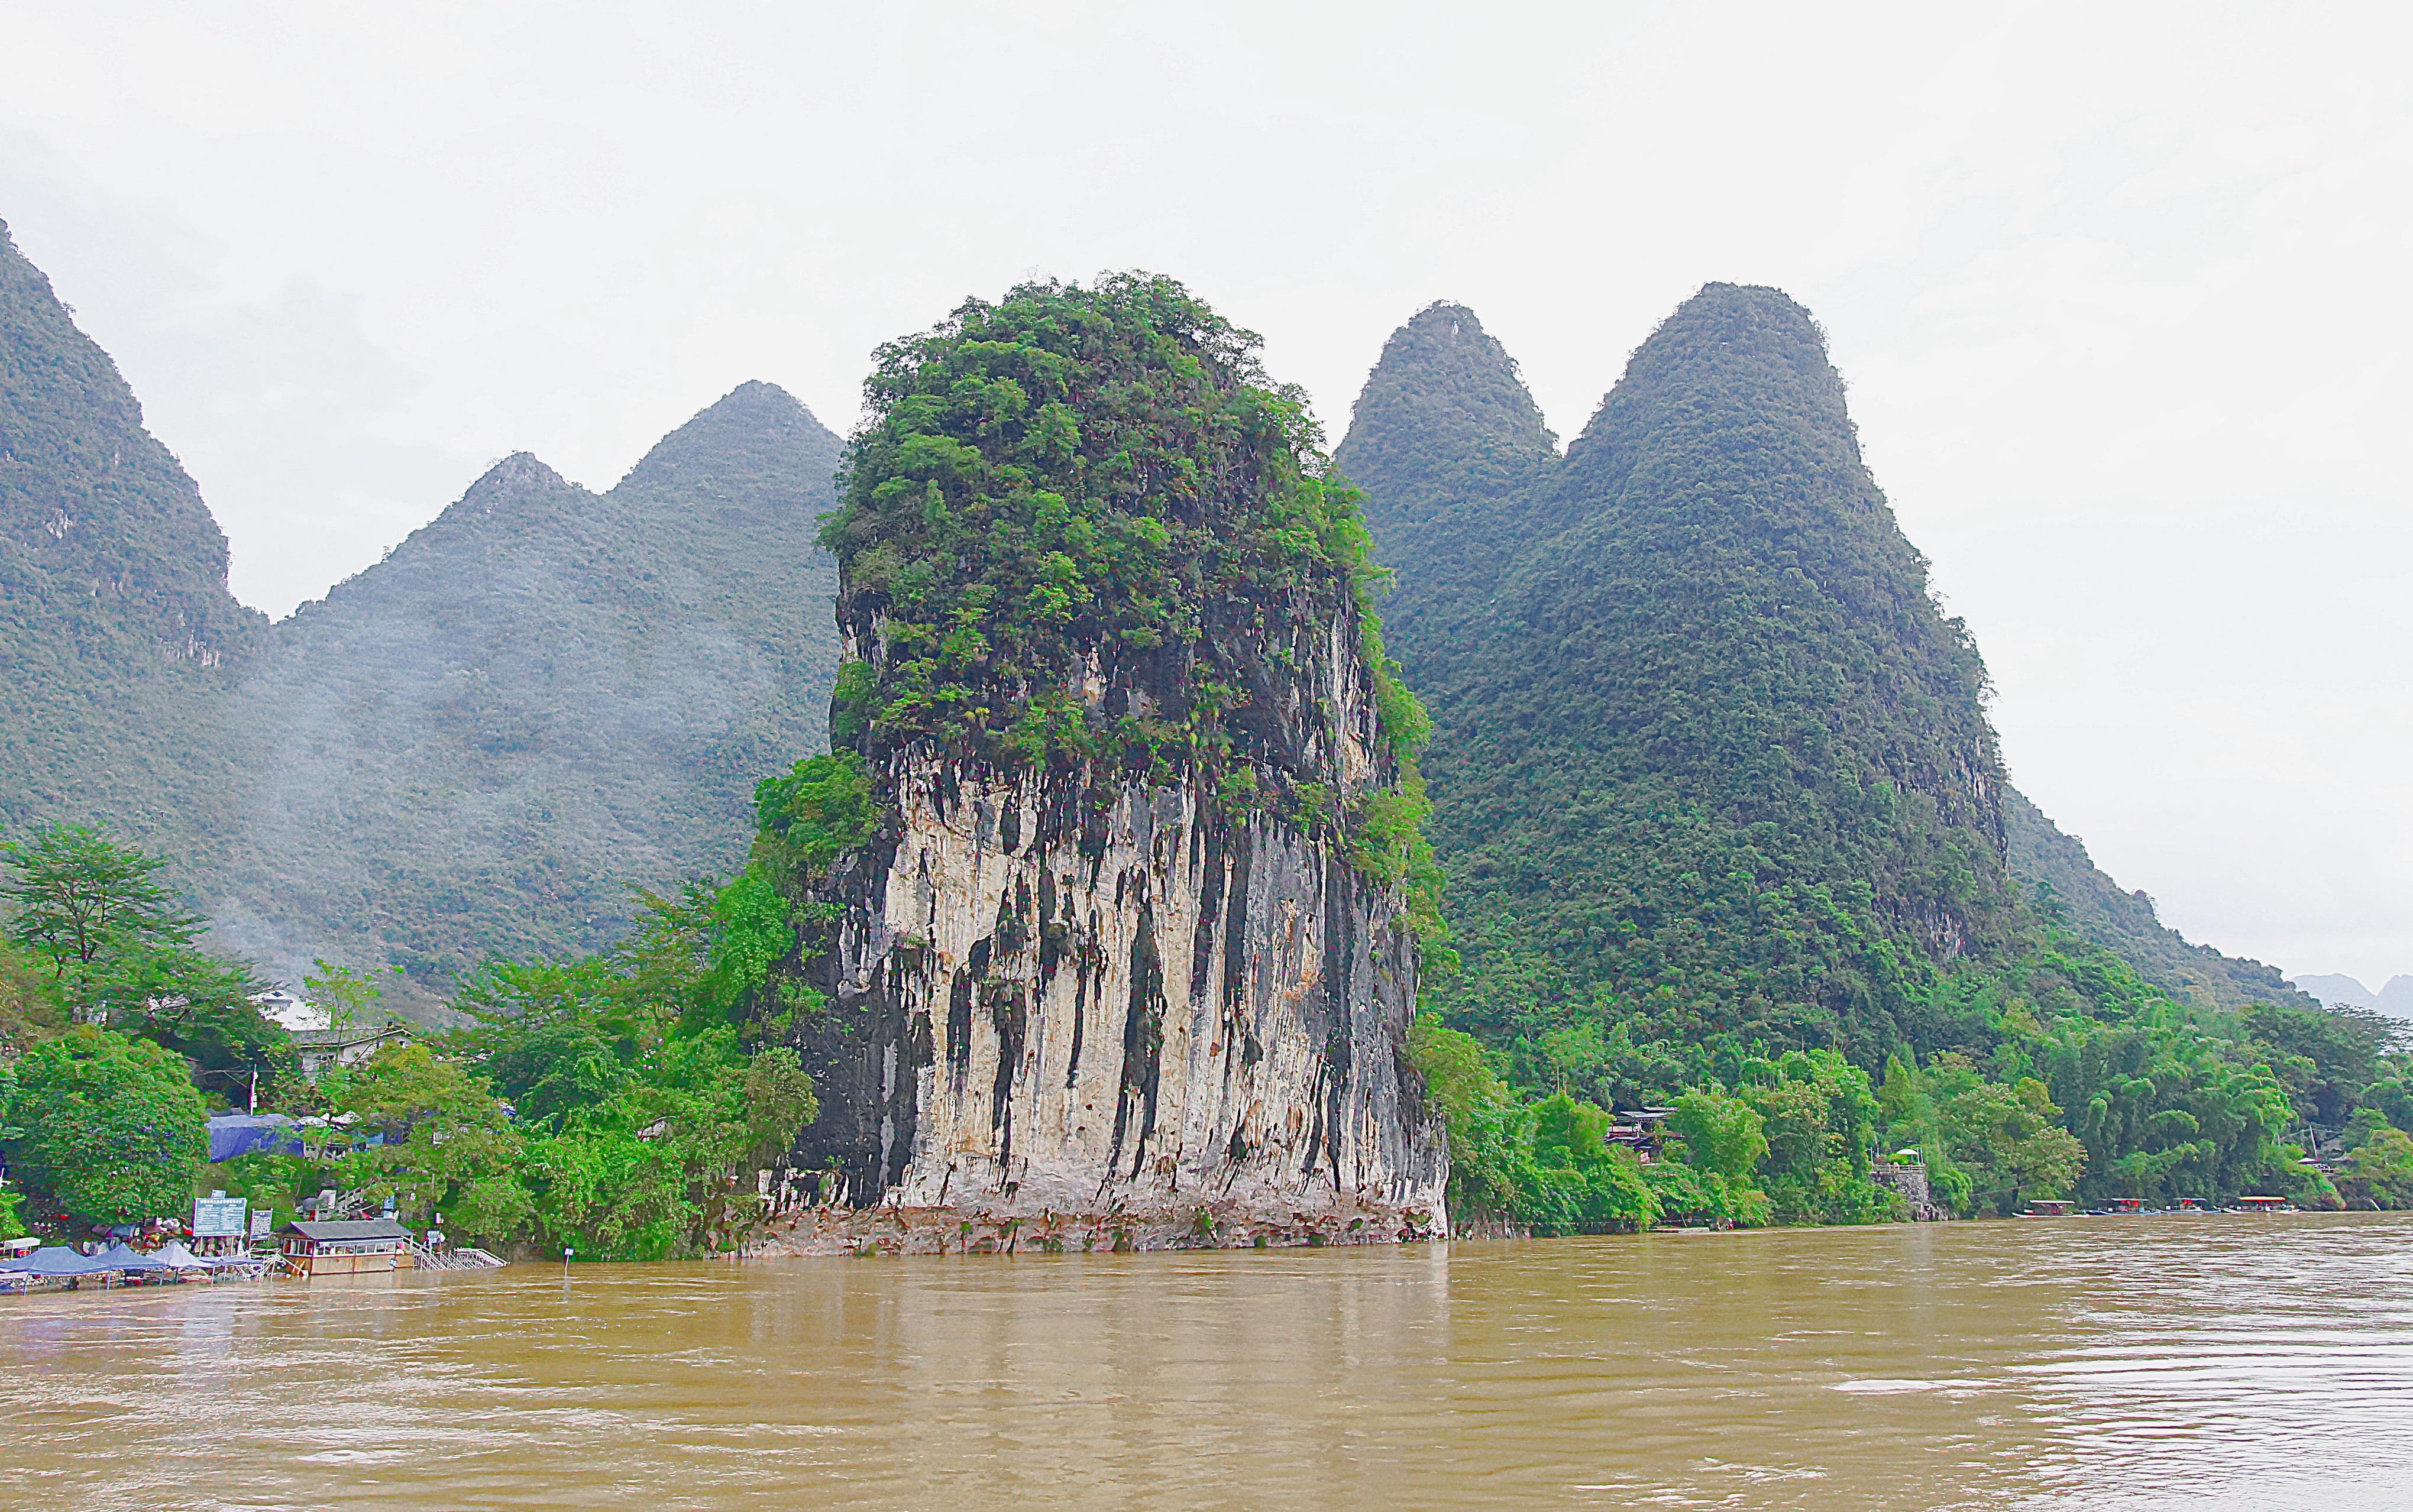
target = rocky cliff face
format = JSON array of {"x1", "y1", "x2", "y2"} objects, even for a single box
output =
[
  {"x1": 788, "y1": 768, "x2": 1441, "y2": 1251},
  {"x1": 781, "y1": 609, "x2": 1446, "y2": 1252},
  {"x1": 761, "y1": 276, "x2": 1447, "y2": 1252}
]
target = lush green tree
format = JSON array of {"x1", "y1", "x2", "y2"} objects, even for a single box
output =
[
  {"x1": 2362, "y1": 1079, "x2": 2413, "y2": 1135},
  {"x1": 305, "y1": 959, "x2": 400, "y2": 1037},
  {"x1": 1667, "y1": 1087, "x2": 1769, "y2": 1181},
  {"x1": 2338, "y1": 1119, "x2": 2413, "y2": 1210},
  {"x1": 2, "y1": 821, "x2": 203, "y2": 980},
  {"x1": 1647, "y1": 1088, "x2": 1773, "y2": 1227},
  {"x1": 1408, "y1": 1016, "x2": 1509, "y2": 1189},
  {"x1": 742, "y1": 1045, "x2": 818, "y2": 1171},
  {"x1": 0, "y1": 937, "x2": 64, "y2": 1057},
  {"x1": 335, "y1": 1043, "x2": 522, "y2": 1231},
  {"x1": 1914, "y1": 1056, "x2": 2087, "y2": 1214},
  {"x1": 0, "y1": 822, "x2": 287, "y2": 1085},
  {"x1": 2, "y1": 1027, "x2": 206, "y2": 1229},
  {"x1": 2243, "y1": 1000, "x2": 2394, "y2": 1126},
  {"x1": 1739, "y1": 1050, "x2": 1897, "y2": 1224},
  {"x1": 442, "y1": 878, "x2": 825, "y2": 1260}
]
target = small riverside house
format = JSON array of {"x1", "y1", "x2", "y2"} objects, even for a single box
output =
[
  {"x1": 295, "y1": 1022, "x2": 412, "y2": 1079},
  {"x1": 279, "y1": 1219, "x2": 413, "y2": 1276}
]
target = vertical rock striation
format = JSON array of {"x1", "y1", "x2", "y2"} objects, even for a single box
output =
[{"x1": 761, "y1": 276, "x2": 1447, "y2": 1251}]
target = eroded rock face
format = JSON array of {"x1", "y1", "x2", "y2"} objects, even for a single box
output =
[
  {"x1": 768, "y1": 756, "x2": 1446, "y2": 1253},
  {"x1": 766, "y1": 592, "x2": 1448, "y2": 1252}
]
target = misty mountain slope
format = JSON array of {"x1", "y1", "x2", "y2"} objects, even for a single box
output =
[
  {"x1": 1997, "y1": 781, "x2": 2323, "y2": 1013},
  {"x1": 208, "y1": 382, "x2": 845, "y2": 998},
  {"x1": 2291, "y1": 973, "x2": 2413, "y2": 1017},
  {"x1": 0, "y1": 218, "x2": 266, "y2": 862},
  {"x1": 1344, "y1": 284, "x2": 2016, "y2": 1059}
]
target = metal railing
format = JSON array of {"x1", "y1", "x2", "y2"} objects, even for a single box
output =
[{"x1": 405, "y1": 1239, "x2": 506, "y2": 1271}]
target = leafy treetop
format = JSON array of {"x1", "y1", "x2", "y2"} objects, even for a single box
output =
[{"x1": 819, "y1": 273, "x2": 1425, "y2": 815}]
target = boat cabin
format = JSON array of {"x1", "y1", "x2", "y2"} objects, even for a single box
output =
[
  {"x1": 2238, "y1": 1196, "x2": 2291, "y2": 1213},
  {"x1": 279, "y1": 1219, "x2": 414, "y2": 1276},
  {"x1": 2110, "y1": 1197, "x2": 2145, "y2": 1214},
  {"x1": 2027, "y1": 1200, "x2": 2074, "y2": 1216}
]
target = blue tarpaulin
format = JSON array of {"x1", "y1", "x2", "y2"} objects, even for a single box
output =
[
  {"x1": 0, "y1": 1246, "x2": 125, "y2": 1277},
  {"x1": 92, "y1": 1242, "x2": 171, "y2": 1273},
  {"x1": 208, "y1": 1113, "x2": 301, "y2": 1163}
]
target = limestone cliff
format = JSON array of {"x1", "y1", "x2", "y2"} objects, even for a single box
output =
[{"x1": 758, "y1": 276, "x2": 1447, "y2": 1251}]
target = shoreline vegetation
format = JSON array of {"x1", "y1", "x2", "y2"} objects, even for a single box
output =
[{"x1": 6, "y1": 779, "x2": 2408, "y2": 1266}]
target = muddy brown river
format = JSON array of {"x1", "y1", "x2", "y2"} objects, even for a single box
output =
[{"x1": 5, "y1": 1214, "x2": 2410, "y2": 1508}]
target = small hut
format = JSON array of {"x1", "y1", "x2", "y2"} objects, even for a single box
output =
[{"x1": 279, "y1": 1219, "x2": 414, "y2": 1276}]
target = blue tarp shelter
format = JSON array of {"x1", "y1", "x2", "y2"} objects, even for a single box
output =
[
  {"x1": 0, "y1": 1246, "x2": 124, "y2": 1277},
  {"x1": 92, "y1": 1242, "x2": 172, "y2": 1273},
  {"x1": 207, "y1": 1113, "x2": 301, "y2": 1163}
]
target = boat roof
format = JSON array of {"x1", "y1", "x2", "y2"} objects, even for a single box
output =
[{"x1": 283, "y1": 1219, "x2": 412, "y2": 1242}]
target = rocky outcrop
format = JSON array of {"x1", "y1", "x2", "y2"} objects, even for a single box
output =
[
  {"x1": 761, "y1": 584, "x2": 1450, "y2": 1252},
  {"x1": 755, "y1": 275, "x2": 1449, "y2": 1254}
]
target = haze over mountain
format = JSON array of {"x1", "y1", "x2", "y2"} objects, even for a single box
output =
[
  {"x1": 2292, "y1": 974, "x2": 2413, "y2": 1021},
  {"x1": 208, "y1": 381, "x2": 844, "y2": 1001},
  {"x1": 1, "y1": 222, "x2": 844, "y2": 1012},
  {"x1": 1335, "y1": 294, "x2": 2325, "y2": 1051}
]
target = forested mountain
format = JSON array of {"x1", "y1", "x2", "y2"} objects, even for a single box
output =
[
  {"x1": 1342, "y1": 288, "x2": 2413, "y2": 1216},
  {"x1": 1343, "y1": 290, "x2": 2016, "y2": 1064},
  {"x1": 0, "y1": 219, "x2": 267, "y2": 866},
  {"x1": 206, "y1": 382, "x2": 845, "y2": 1003},
  {"x1": 1332, "y1": 305, "x2": 1560, "y2": 666},
  {"x1": 1340, "y1": 293, "x2": 2332, "y2": 1047},
  {"x1": 0, "y1": 222, "x2": 846, "y2": 1012}
]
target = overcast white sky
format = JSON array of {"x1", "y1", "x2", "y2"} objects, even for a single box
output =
[{"x1": 2, "y1": 2, "x2": 2406, "y2": 989}]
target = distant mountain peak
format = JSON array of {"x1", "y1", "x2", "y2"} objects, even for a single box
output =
[
  {"x1": 1567, "y1": 281, "x2": 1856, "y2": 487},
  {"x1": 614, "y1": 380, "x2": 840, "y2": 519},
  {"x1": 462, "y1": 451, "x2": 578, "y2": 507},
  {"x1": 1345, "y1": 302, "x2": 1557, "y2": 467}
]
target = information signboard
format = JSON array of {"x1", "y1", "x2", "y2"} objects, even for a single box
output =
[
  {"x1": 249, "y1": 1207, "x2": 273, "y2": 1241},
  {"x1": 192, "y1": 1196, "x2": 247, "y2": 1238}
]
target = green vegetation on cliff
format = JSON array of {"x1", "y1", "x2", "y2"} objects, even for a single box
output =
[
  {"x1": 819, "y1": 274, "x2": 1429, "y2": 846},
  {"x1": 1355, "y1": 292, "x2": 2405, "y2": 1219}
]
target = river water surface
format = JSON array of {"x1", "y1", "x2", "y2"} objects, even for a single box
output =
[{"x1": 5, "y1": 1214, "x2": 2411, "y2": 1509}]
